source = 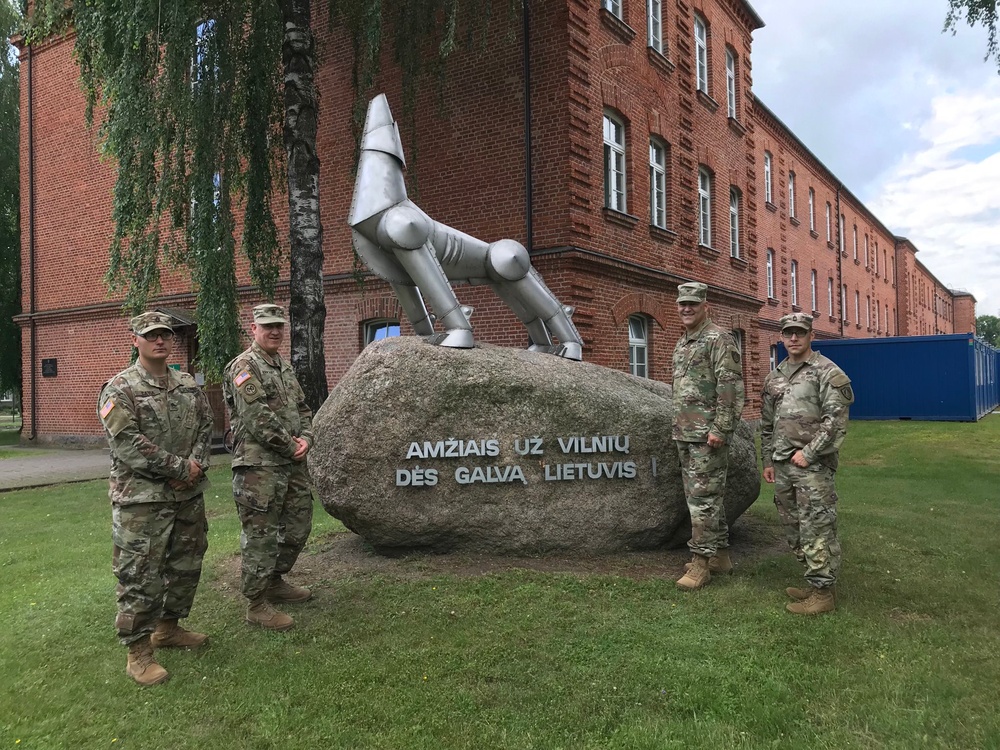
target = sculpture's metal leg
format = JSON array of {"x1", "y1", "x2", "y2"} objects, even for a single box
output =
[
  {"x1": 393, "y1": 242, "x2": 475, "y2": 348},
  {"x1": 497, "y1": 268, "x2": 583, "y2": 360},
  {"x1": 489, "y1": 282, "x2": 553, "y2": 348},
  {"x1": 390, "y1": 282, "x2": 435, "y2": 335}
]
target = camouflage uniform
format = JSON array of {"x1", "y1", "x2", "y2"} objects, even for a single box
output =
[
  {"x1": 761, "y1": 346, "x2": 853, "y2": 589},
  {"x1": 672, "y1": 309, "x2": 746, "y2": 557},
  {"x1": 224, "y1": 337, "x2": 314, "y2": 601},
  {"x1": 98, "y1": 342, "x2": 213, "y2": 646}
]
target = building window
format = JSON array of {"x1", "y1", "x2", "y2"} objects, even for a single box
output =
[
  {"x1": 826, "y1": 202, "x2": 832, "y2": 242},
  {"x1": 864, "y1": 234, "x2": 870, "y2": 267},
  {"x1": 808, "y1": 188, "x2": 815, "y2": 231},
  {"x1": 810, "y1": 270, "x2": 817, "y2": 312},
  {"x1": 855, "y1": 290, "x2": 860, "y2": 323},
  {"x1": 766, "y1": 248, "x2": 775, "y2": 299},
  {"x1": 364, "y1": 319, "x2": 401, "y2": 345},
  {"x1": 874, "y1": 240, "x2": 879, "y2": 275},
  {"x1": 628, "y1": 316, "x2": 648, "y2": 378},
  {"x1": 193, "y1": 19, "x2": 217, "y2": 85},
  {"x1": 788, "y1": 171, "x2": 796, "y2": 219},
  {"x1": 875, "y1": 300, "x2": 880, "y2": 331},
  {"x1": 603, "y1": 112, "x2": 626, "y2": 212},
  {"x1": 726, "y1": 48, "x2": 737, "y2": 119},
  {"x1": 853, "y1": 225, "x2": 858, "y2": 260},
  {"x1": 842, "y1": 284, "x2": 848, "y2": 322},
  {"x1": 888, "y1": 304, "x2": 892, "y2": 333},
  {"x1": 866, "y1": 295, "x2": 871, "y2": 328},
  {"x1": 769, "y1": 344, "x2": 778, "y2": 371},
  {"x1": 828, "y1": 278, "x2": 834, "y2": 316},
  {"x1": 647, "y1": 0, "x2": 662, "y2": 53},
  {"x1": 649, "y1": 139, "x2": 667, "y2": 229},
  {"x1": 732, "y1": 328, "x2": 744, "y2": 358},
  {"x1": 602, "y1": 0, "x2": 622, "y2": 19},
  {"x1": 698, "y1": 167, "x2": 712, "y2": 246},
  {"x1": 729, "y1": 187, "x2": 741, "y2": 258},
  {"x1": 839, "y1": 214, "x2": 845, "y2": 252},
  {"x1": 764, "y1": 151, "x2": 773, "y2": 204},
  {"x1": 694, "y1": 14, "x2": 709, "y2": 94},
  {"x1": 790, "y1": 260, "x2": 798, "y2": 306}
]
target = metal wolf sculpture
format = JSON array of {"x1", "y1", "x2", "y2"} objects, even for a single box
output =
[{"x1": 348, "y1": 94, "x2": 583, "y2": 361}]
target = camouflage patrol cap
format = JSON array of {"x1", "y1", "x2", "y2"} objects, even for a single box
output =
[
  {"x1": 677, "y1": 282, "x2": 708, "y2": 304},
  {"x1": 253, "y1": 304, "x2": 287, "y2": 325},
  {"x1": 779, "y1": 312, "x2": 814, "y2": 332},
  {"x1": 130, "y1": 311, "x2": 175, "y2": 335}
]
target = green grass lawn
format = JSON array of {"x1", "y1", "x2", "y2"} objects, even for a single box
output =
[{"x1": 1, "y1": 420, "x2": 999, "y2": 749}]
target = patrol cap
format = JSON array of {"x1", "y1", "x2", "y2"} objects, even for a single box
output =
[
  {"x1": 780, "y1": 312, "x2": 814, "y2": 333},
  {"x1": 677, "y1": 282, "x2": 708, "y2": 304},
  {"x1": 130, "y1": 311, "x2": 175, "y2": 335},
  {"x1": 253, "y1": 304, "x2": 287, "y2": 325}
]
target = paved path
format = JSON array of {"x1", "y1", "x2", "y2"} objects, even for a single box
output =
[{"x1": 0, "y1": 447, "x2": 111, "y2": 491}]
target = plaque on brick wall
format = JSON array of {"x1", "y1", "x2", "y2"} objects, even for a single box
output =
[{"x1": 41, "y1": 358, "x2": 57, "y2": 377}]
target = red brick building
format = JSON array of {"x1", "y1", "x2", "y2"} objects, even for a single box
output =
[{"x1": 16, "y1": 0, "x2": 974, "y2": 445}]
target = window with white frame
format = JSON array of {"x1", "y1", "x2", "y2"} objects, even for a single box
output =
[
  {"x1": 855, "y1": 290, "x2": 860, "y2": 323},
  {"x1": 766, "y1": 248, "x2": 775, "y2": 299},
  {"x1": 647, "y1": 0, "x2": 662, "y2": 53},
  {"x1": 726, "y1": 48, "x2": 737, "y2": 119},
  {"x1": 194, "y1": 19, "x2": 218, "y2": 85},
  {"x1": 875, "y1": 300, "x2": 880, "y2": 331},
  {"x1": 698, "y1": 167, "x2": 712, "y2": 246},
  {"x1": 628, "y1": 315, "x2": 649, "y2": 378},
  {"x1": 649, "y1": 139, "x2": 667, "y2": 229},
  {"x1": 826, "y1": 202, "x2": 832, "y2": 242},
  {"x1": 363, "y1": 319, "x2": 401, "y2": 345},
  {"x1": 602, "y1": 0, "x2": 622, "y2": 19},
  {"x1": 864, "y1": 234, "x2": 869, "y2": 267},
  {"x1": 732, "y1": 329, "x2": 744, "y2": 362},
  {"x1": 874, "y1": 239, "x2": 879, "y2": 274},
  {"x1": 828, "y1": 278, "x2": 834, "y2": 315},
  {"x1": 769, "y1": 344, "x2": 778, "y2": 371},
  {"x1": 839, "y1": 214, "x2": 845, "y2": 252},
  {"x1": 694, "y1": 14, "x2": 709, "y2": 94},
  {"x1": 788, "y1": 171, "x2": 796, "y2": 218},
  {"x1": 790, "y1": 260, "x2": 798, "y2": 306},
  {"x1": 810, "y1": 270, "x2": 817, "y2": 311},
  {"x1": 808, "y1": 188, "x2": 815, "y2": 231},
  {"x1": 729, "y1": 187, "x2": 741, "y2": 258},
  {"x1": 842, "y1": 284, "x2": 848, "y2": 321},
  {"x1": 866, "y1": 295, "x2": 871, "y2": 328},
  {"x1": 764, "y1": 151, "x2": 773, "y2": 204},
  {"x1": 603, "y1": 112, "x2": 626, "y2": 212},
  {"x1": 887, "y1": 304, "x2": 891, "y2": 333},
  {"x1": 853, "y1": 225, "x2": 858, "y2": 260}
]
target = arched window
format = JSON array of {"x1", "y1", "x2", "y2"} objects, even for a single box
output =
[{"x1": 628, "y1": 316, "x2": 649, "y2": 378}]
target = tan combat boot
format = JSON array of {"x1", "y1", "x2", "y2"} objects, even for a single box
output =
[
  {"x1": 126, "y1": 636, "x2": 169, "y2": 686},
  {"x1": 266, "y1": 576, "x2": 312, "y2": 604},
  {"x1": 151, "y1": 619, "x2": 209, "y2": 649},
  {"x1": 785, "y1": 586, "x2": 836, "y2": 615},
  {"x1": 685, "y1": 549, "x2": 734, "y2": 575},
  {"x1": 246, "y1": 598, "x2": 295, "y2": 631},
  {"x1": 785, "y1": 586, "x2": 812, "y2": 601},
  {"x1": 676, "y1": 554, "x2": 712, "y2": 590}
]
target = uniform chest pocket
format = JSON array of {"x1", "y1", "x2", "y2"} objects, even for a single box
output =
[
  {"x1": 265, "y1": 380, "x2": 287, "y2": 409},
  {"x1": 135, "y1": 393, "x2": 168, "y2": 435}
]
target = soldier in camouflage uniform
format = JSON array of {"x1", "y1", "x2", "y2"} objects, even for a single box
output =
[
  {"x1": 761, "y1": 312, "x2": 854, "y2": 615},
  {"x1": 98, "y1": 312, "x2": 214, "y2": 686},
  {"x1": 224, "y1": 304, "x2": 314, "y2": 631},
  {"x1": 671, "y1": 282, "x2": 746, "y2": 590}
]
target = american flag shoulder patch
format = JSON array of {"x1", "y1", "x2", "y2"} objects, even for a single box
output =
[
  {"x1": 234, "y1": 370, "x2": 252, "y2": 387},
  {"x1": 100, "y1": 399, "x2": 116, "y2": 419}
]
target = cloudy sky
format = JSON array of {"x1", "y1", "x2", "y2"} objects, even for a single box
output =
[{"x1": 749, "y1": 0, "x2": 1000, "y2": 318}]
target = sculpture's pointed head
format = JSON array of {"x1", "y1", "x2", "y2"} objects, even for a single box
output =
[{"x1": 362, "y1": 93, "x2": 406, "y2": 168}]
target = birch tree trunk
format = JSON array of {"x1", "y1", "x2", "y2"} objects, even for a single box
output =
[{"x1": 282, "y1": 0, "x2": 329, "y2": 412}]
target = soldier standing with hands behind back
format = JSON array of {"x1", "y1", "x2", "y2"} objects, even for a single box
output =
[
  {"x1": 224, "y1": 304, "x2": 315, "y2": 632},
  {"x1": 761, "y1": 313, "x2": 854, "y2": 615},
  {"x1": 671, "y1": 282, "x2": 745, "y2": 591},
  {"x1": 98, "y1": 312, "x2": 214, "y2": 686}
]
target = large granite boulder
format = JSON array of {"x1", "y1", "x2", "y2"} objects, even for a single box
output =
[{"x1": 310, "y1": 337, "x2": 760, "y2": 555}]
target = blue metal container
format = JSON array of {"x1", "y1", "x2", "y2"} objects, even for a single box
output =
[{"x1": 776, "y1": 334, "x2": 1000, "y2": 421}]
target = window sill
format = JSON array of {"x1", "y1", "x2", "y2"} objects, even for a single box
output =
[
  {"x1": 647, "y1": 47, "x2": 675, "y2": 76},
  {"x1": 599, "y1": 8, "x2": 636, "y2": 44},
  {"x1": 650, "y1": 224, "x2": 678, "y2": 244},
  {"x1": 603, "y1": 207, "x2": 639, "y2": 229},
  {"x1": 789, "y1": 216, "x2": 800, "y2": 227},
  {"x1": 767, "y1": 297, "x2": 780, "y2": 307},
  {"x1": 829, "y1": 316, "x2": 837, "y2": 323},
  {"x1": 727, "y1": 117, "x2": 746, "y2": 137},
  {"x1": 854, "y1": 259, "x2": 861, "y2": 265},
  {"x1": 729, "y1": 255, "x2": 748, "y2": 271},
  {"x1": 791, "y1": 304, "x2": 802, "y2": 312},
  {"x1": 697, "y1": 243, "x2": 720, "y2": 260},
  {"x1": 812, "y1": 310, "x2": 821, "y2": 318},
  {"x1": 696, "y1": 89, "x2": 719, "y2": 114},
  {"x1": 810, "y1": 230, "x2": 819, "y2": 239},
  {"x1": 827, "y1": 241, "x2": 835, "y2": 249},
  {"x1": 842, "y1": 251, "x2": 848, "y2": 258},
  {"x1": 765, "y1": 201, "x2": 777, "y2": 213},
  {"x1": 855, "y1": 324, "x2": 862, "y2": 330}
]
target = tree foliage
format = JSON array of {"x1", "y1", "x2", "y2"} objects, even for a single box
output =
[
  {"x1": 976, "y1": 314, "x2": 1000, "y2": 345},
  {"x1": 26, "y1": 0, "x2": 517, "y2": 386},
  {"x1": 0, "y1": 0, "x2": 20, "y2": 400},
  {"x1": 945, "y1": 0, "x2": 1000, "y2": 72}
]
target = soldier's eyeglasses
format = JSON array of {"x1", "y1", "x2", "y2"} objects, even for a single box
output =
[
  {"x1": 781, "y1": 330, "x2": 807, "y2": 340},
  {"x1": 139, "y1": 331, "x2": 174, "y2": 342}
]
